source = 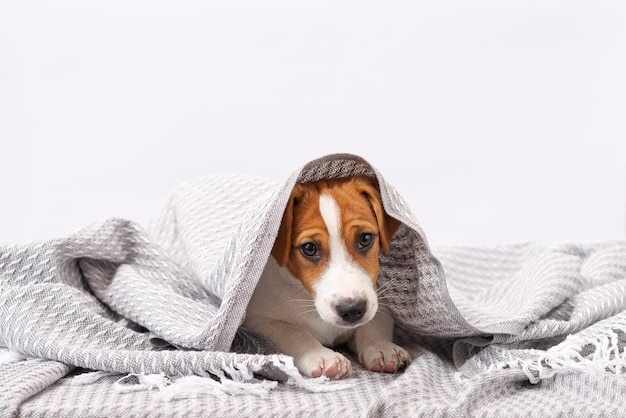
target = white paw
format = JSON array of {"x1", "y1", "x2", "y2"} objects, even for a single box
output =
[
  {"x1": 295, "y1": 347, "x2": 352, "y2": 379},
  {"x1": 358, "y1": 342, "x2": 412, "y2": 373}
]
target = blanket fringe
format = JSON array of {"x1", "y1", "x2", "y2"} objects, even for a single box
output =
[
  {"x1": 514, "y1": 330, "x2": 626, "y2": 384},
  {"x1": 0, "y1": 348, "x2": 27, "y2": 364},
  {"x1": 71, "y1": 370, "x2": 122, "y2": 385},
  {"x1": 69, "y1": 354, "x2": 352, "y2": 400}
]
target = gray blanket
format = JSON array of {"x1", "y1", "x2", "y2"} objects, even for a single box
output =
[{"x1": 1, "y1": 153, "x2": 625, "y2": 417}]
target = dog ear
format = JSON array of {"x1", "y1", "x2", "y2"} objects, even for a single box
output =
[
  {"x1": 353, "y1": 176, "x2": 401, "y2": 254},
  {"x1": 271, "y1": 184, "x2": 302, "y2": 266}
]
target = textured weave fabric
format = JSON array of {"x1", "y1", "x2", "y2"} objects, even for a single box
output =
[{"x1": 1, "y1": 153, "x2": 625, "y2": 417}]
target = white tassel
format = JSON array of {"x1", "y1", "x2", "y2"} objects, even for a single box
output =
[
  {"x1": 0, "y1": 349, "x2": 27, "y2": 364},
  {"x1": 156, "y1": 375, "x2": 279, "y2": 401},
  {"x1": 109, "y1": 354, "x2": 354, "y2": 400},
  {"x1": 156, "y1": 375, "x2": 230, "y2": 401},
  {"x1": 113, "y1": 373, "x2": 170, "y2": 393},
  {"x1": 517, "y1": 330, "x2": 626, "y2": 384},
  {"x1": 454, "y1": 371, "x2": 468, "y2": 386},
  {"x1": 71, "y1": 370, "x2": 121, "y2": 385}
]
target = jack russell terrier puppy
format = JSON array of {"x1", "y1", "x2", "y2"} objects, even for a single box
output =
[{"x1": 244, "y1": 175, "x2": 412, "y2": 379}]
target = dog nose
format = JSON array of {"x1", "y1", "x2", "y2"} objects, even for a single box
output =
[{"x1": 335, "y1": 298, "x2": 367, "y2": 324}]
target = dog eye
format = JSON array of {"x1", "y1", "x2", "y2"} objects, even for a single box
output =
[
  {"x1": 300, "y1": 242, "x2": 319, "y2": 258},
  {"x1": 358, "y1": 233, "x2": 374, "y2": 250}
]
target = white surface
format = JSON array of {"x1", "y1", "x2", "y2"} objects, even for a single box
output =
[{"x1": 1, "y1": 1, "x2": 625, "y2": 247}]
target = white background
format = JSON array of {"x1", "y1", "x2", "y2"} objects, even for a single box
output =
[{"x1": 1, "y1": 1, "x2": 625, "y2": 247}]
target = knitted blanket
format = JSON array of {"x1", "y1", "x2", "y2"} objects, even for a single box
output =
[{"x1": 1, "y1": 153, "x2": 625, "y2": 417}]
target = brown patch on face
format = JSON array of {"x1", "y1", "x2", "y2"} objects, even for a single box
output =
[
  {"x1": 350, "y1": 176, "x2": 401, "y2": 255},
  {"x1": 271, "y1": 176, "x2": 401, "y2": 295},
  {"x1": 271, "y1": 183, "x2": 330, "y2": 296},
  {"x1": 327, "y1": 181, "x2": 382, "y2": 287}
]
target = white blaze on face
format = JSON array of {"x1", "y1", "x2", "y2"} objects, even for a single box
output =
[{"x1": 314, "y1": 194, "x2": 378, "y2": 327}]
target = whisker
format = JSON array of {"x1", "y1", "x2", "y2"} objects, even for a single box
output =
[
  {"x1": 376, "y1": 303, "x2": 391, "y2": 312},
  {"x1": 288, "y1": 299, "x2": 316, "y2": 304},
  {"x1": 373, "y1": 309, "x2": 390, "y2": 320},
  {"x1": 295, "y1": 308, "x2": 319, "y2": 318},
  {"x1": 377, "y1": 280, "x2": 392, "y2": 290},
  {"x1": 296, "y1": 307, "x2": 318, "y2": 314},
  {"x1": 290, "y1": 299, "x2": 317, "y2": 310},
  {"x1": 375, "y1": 282, "x2": 393, "y2": 296},
  {"x1": 293, "y1": 305, "x2": 316, "y2": 312}
]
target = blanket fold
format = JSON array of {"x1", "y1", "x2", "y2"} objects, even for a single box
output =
[{"x1": 1, "y1": 152, "x2": 625, "y2": 417}]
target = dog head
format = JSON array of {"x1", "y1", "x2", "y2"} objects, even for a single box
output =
[{"x1": 271, "y1": 175, "x2": 400, "y2": 328}]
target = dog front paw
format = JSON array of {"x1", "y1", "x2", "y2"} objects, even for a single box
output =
[
  {"x1": 358, "y1": 342, "x2": 412, "y2": 373},
  {"x1": 295, "y1": 347, "x2": 352, "y2": 379}
]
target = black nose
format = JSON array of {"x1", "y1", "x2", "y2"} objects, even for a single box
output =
[{"x1": 335, "y1": 298, "x2": 367, "y2": 324}]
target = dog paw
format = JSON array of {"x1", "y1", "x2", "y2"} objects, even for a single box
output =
[
  {"x1": 358, "y1": 342, "x2": 412, "y2": 373},
  {"x1": 296, "y1": 347, "x2": 352, "y2": 379}
]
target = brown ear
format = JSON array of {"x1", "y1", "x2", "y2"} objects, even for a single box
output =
[
  {"x1": 271, "y1": 184, "x2": 302, "y2": 266},
  {"x1": 353, "y1": 176, "x2": 401, "y2": 254}
]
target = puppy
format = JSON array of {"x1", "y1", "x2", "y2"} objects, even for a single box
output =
[{"x1": 244, "y1": 175, "x2": 412, "y2": 379}]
